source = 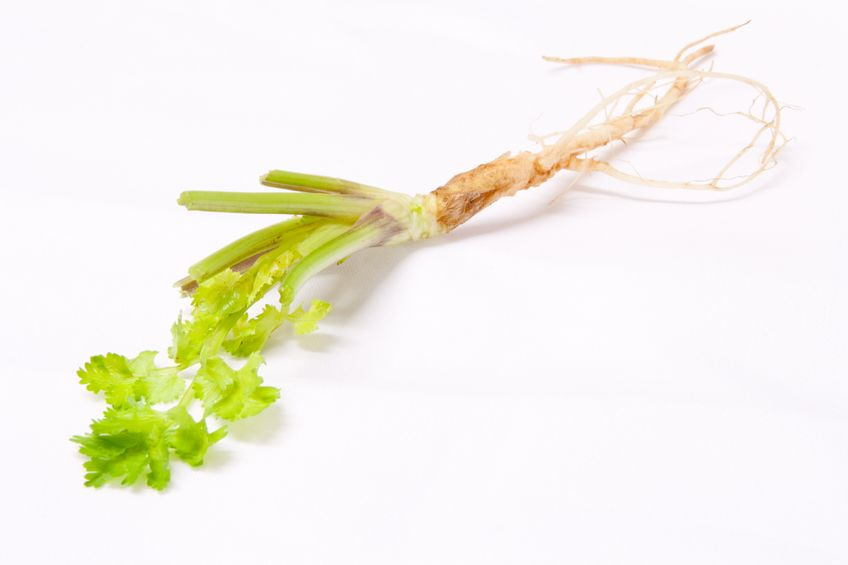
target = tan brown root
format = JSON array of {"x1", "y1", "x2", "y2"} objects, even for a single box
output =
[{"x1": 431, "y1": 23, "x2": 785, "y2": 231}]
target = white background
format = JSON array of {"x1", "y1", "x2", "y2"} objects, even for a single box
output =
[{"x1": 1, "y1": 1, "x2": 846, "y2": 563}]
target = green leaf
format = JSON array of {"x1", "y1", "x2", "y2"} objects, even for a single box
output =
[
  {"x1": 78, "y1": 351, "x2": 184, "y2": 407},
  {"x1": 73, "y1": 403, "x2": 228, "y2": 489},
  {"x1": 248, "y1": 249, "x2": 297, "y2": 302},
  {"x1": 73, "y1": 404, "x2": 172, "y2": 490},
  {"x1": 193, "y1": 353, "x2": 280, "y2": 421},
  {"x1": 77, "y1": 353, "x2": 135, "y2": 406},
  {"x1": 166, "y1": 407, "x2": 227, "y2": 467},
  {"x1": 224, "y1": 305, "x2": 286, "y2": 357},
  {"x1": 128, "y1": 351, "x2": 185, "y2": 404},
  {"x1": 169, "y1": 269, "x2": 248, "y2": 365},
  {"x1": 287, "y1": 299, "x2": 332, "y2": 335}
]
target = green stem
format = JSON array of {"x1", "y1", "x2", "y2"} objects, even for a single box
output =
[
  {"x1": 187, "y1": 216, "x2": 323, "y2": 283},
  {"x1": 178, "y1": 191, "x2": 375, "y2": 217},
  {"x1": 281, "y1": 214, "x2": 399, "y2": 300},
  {"x1": 261, "y1": 170, "x2": 393, "y2": 198}
]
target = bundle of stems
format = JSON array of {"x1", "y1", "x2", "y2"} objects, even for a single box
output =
[{"x1": 74, "y1": 24, "x2": 785, "y2": 490}]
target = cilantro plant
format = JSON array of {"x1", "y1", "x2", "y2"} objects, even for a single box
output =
[{"x1": 73, "y1": 26, "x2": 784, "y2": 489}]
